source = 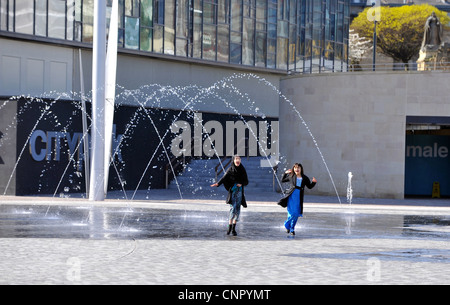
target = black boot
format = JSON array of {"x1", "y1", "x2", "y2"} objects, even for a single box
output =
[
  {"x1": 227, "y1": 224, "x2": 232, "y2": 235},
  {"x1": 232, "y1": 224, "x2": 237, "y2": 236}
]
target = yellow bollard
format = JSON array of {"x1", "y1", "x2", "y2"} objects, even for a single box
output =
[{"x1": 432, "y1": 182, "x2": 440, "y2": 198}]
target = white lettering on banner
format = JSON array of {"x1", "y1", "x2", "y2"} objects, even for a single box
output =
[
  {"x1": 29, "y1": 125, "x2": 123, "y2": 169},
  {"x1": 170, "y1": 113, "x2": 279, "y2": 167},
  {"x1": 406, "y1": 142, "x2": 449, "y2": 158}
]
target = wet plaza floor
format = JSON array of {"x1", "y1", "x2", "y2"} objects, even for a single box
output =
[
  {"x1": 0, "y1": 203, "x2": 449, "y2": 242},
  {"x1": 0, "y1": 193, "x2": 449, "y2": 285}
]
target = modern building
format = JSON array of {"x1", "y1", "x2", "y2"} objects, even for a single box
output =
[
  {"x1": 1, "y1": 0, "x2": 350, "y2": 73},
  {"x1": 1, "y1": 0, "x2": 449, "y2": 200},
  {"x1": 0, "y1": 0, "x2": 351, "y2": 197}
]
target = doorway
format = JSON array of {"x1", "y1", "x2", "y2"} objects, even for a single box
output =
[{"x1": 405, "y1": 116, "x2": 450, "y2": 198}]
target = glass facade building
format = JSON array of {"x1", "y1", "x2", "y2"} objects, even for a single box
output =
[{"x1": 0, "y1": 0, "x2": 349, "y2": 73}]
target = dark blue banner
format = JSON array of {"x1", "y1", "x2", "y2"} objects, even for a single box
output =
[
  {"x1": 405, "y1": 134, "x2": 450, "y2": 196},
  {"x1": 10, "y1": 98, "x2": 277, "y2": 196}
]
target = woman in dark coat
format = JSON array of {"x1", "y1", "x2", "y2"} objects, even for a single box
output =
[
  {"x1": 211, "y1": 155, "x2": 248, "y2": 236},
  {"x1": 277, "y1": 163, "x2": 316, "y2": 235}
]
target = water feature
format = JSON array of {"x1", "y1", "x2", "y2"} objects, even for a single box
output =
[
  {"x1": 1, "y1": 203, "x2": 449, "y2": 241},
  {"x1": 0, "y1": 73, "x2": 341, "y2": 206},
  {"x1": 244, "y1": 73, "x2": 342, "y2": 204},
  {"x1": 347, "y1": 171, "x2": 353, "y2": 205}
]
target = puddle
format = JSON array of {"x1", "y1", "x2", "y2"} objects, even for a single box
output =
[{"x1": 0, "y1": 204, "x2": 448, "y2": 241}]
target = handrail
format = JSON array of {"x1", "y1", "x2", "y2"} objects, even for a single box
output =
[
  {"x1": 165, "y1": 154, "x2": 186, "y2": 189},
  {"x1": 215, "y1": 156, "x2": 232, "y2": 182},
  {"x1": 213, "y1": 136, "x2": 280, "y2": 192},
  {"x1": 216, "y1": 154, "x2": 280, "y2": 192},
  {"x1": 348, "y1": 62, "x2": 450, "y2": 72},
  {"x1": 165, "y1": 136, "x2": 250, "y2": 188},
  {"x1": 288, "y1": 61, "x2": 450, "y2": 74},
  {"x1": 165, "y1": 136, "x2": 196, "y2": 189}
]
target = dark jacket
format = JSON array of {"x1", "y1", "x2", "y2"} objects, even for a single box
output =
[
  {"x1": 217, "y1": 164, "x2": 249, "y2": 207},
  {"x1": 277, "y1": 172, "x2": 316, "y2": 214}
]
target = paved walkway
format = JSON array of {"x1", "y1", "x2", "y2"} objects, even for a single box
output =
[{"x1": 0, "y1": 190, "x2": 449, "y2": 285}]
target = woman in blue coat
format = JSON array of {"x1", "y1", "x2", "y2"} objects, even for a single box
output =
[{"x1": 277, "y1": 163, "x2": 316, "y2": 235}]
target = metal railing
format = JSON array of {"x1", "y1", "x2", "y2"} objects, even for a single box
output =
[
  {"x1": 165, "y1": 155, "x2": 188, "y2": 189},
  {"x1": 214, "y1": 137, "x2": 249, "y2": 182},
  {"x1": 288, "y1": 61, "x2": 450, "y2": 74},
  {"x1": 214, "y1": 137, "x2": 280, "y2": 192},
  {"x1": 349, "y1": 62, "x2": 450, "y2": 72},
  {"x1": 165, "y1": 136, "x2": 196, "y2": 189}
]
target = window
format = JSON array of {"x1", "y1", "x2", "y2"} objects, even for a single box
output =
[
  {"x1": 155, "y1": 0, "x2": 165, "y2": 24},
  {"x1": 48, "y1": 0, "x2": 67, "y2": 39},
  {"x1": 175, "y1": 0, "x2": 190, "y2": 56},
  {"x1": 140, "y1": 0, "x2": 154, "y2": 52},
  {"x1": 15, "y1": 0, "x2": 33, "y2": 35},
  {"x1": 255, "y1": 0, "x2": 266, "y2": 67},
  {"x1": 0, "y1": 0, "x2": 350, "y2": 73}
]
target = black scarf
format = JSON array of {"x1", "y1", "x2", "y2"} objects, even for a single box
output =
[
  {"x1": 219, "y1": 162, "x2": 248, "y2": 191},
  {"x1": 229, "y1": 162, "x2": 247, "y2": 183}
]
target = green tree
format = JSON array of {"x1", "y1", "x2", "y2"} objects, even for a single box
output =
[{"x1": 351, "y1": 4, "x2": 450, "y2": 68}]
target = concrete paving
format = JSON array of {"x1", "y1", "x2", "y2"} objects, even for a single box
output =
[{"x1": 0, "y1": 189, "x2": 449, "y2": 285}]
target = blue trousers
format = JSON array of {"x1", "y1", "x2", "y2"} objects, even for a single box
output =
[
  {"x1": 284, "y1": 189, "x2": 302, "y2": 232},
  {"x1": 229, "y1": 184, "x2": 242, "y2": 222}
]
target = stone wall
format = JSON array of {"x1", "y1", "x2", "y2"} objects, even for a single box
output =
[{"x1": 279, "y1": 71, "x2": 450, "y2": 199}]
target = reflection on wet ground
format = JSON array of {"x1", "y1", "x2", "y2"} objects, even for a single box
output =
[
  {"x1": 282, "y1": 248, "x2": 450, "y2": 263},
  {"x1": 0, "y1": 204, "x2": 449, "y2": 241}
]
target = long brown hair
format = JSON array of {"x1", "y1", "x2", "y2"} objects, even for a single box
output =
[{"x1": 290, "y1": 163, "x2": 304, "y2": 177}]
